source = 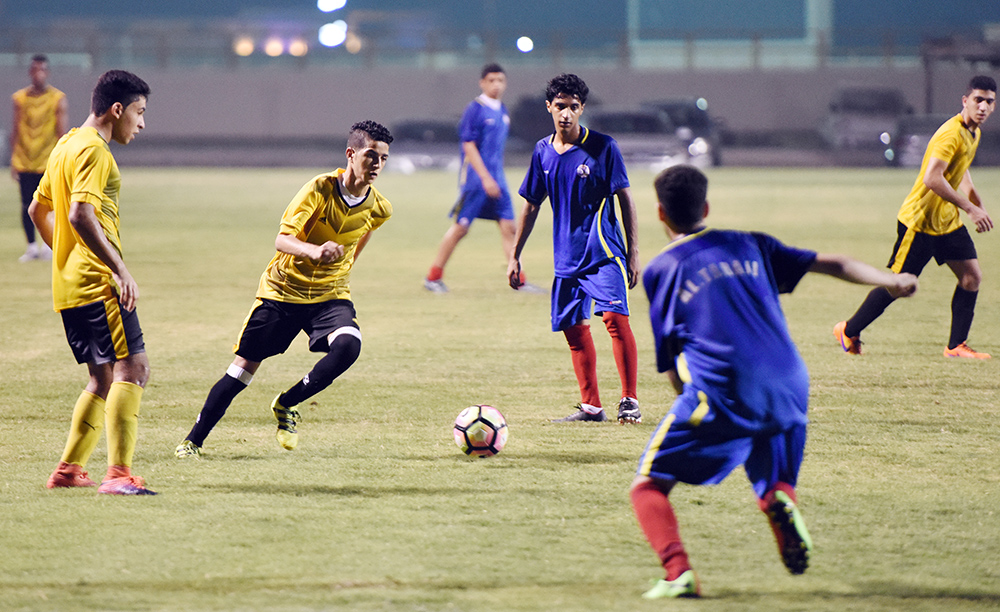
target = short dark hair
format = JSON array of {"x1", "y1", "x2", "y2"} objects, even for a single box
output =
[
  {"x1": 31, "y1": 54, "x2": 48, "y2": 64},
  {"x1": 481, "y1": 63, "x2": 505, "y2": 79},
  {"x1": 968, "y1": 75, "x2": 997, "y2": 94},
  {"x1": 654, "y1": 165, "x2": 709, "y2": 230},
  {"x1": 545, "y1": 73, "x2": 589, "y2": 104},
  {"x1": 91, "y1": 70, "x2": 150, "y2": 115},
  {"x1": 348, "y1": 120, "x2": 393, "y2": 149}
]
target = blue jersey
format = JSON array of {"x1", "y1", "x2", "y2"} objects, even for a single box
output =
[
  {"x1": 643, "y1": 229, "x2": 817, "y2": 434},
  {"x1": 519, "y1": 127, "x2": 630, "y2": 278},
  {"x1": 458, "y1": 96, "x2": 510, "y2": 195}
]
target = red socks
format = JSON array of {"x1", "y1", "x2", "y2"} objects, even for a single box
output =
[
  {"x1": 563, "y1": 323, "x2": 600, "y2": 407},
  {"x1": 427, "y1": 266, "x2": 444, "y2": 282},
  {"x1": 631, "y1": 480, "x2": 691, "y2": 580},
  {"x1": 602, "y1": 311, "x2": 638, "y2": 400}
]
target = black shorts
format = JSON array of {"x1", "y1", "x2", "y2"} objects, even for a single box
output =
[
  {"x1": 60, "y1": 294, "x2": 145, "y2": 365},
  {"x1": 888, "y1": 221, "x2": 978, "y2": 275},
  {"x1": 234, "y1": 298, "x2": 360, "y2": 362}
]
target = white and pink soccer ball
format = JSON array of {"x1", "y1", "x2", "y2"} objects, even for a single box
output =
[{"x1": 453, "y1": 405, "x2": 508, "y2": 458}]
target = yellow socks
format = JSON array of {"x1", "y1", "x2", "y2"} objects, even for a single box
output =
[
  {"x1": 106, "y1": 381, "x2": 143, "y2": 468},
  {"x1": 60, "y1": 391, "x2": 106, "y2": 467}
]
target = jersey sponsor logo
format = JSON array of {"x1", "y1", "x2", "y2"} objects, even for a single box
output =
[{"x1": 679, "y1": 259, "x2": 760, "y2": 304}]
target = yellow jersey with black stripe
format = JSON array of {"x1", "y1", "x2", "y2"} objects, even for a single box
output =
[
  {"x1": 897, "y1": 114, "x2": 979, "y2": 236},
  {"x1": 11, "y1": 85, "x2": 65, "y2": 173},
  {"x1": 256, "y1": 169, "x2": 392, "y2": 304},
  {"x1": 34, "y1": 127, "x2": 124, "y2": 312}
]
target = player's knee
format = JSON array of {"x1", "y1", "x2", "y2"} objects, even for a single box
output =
[
  {"x1": 959, "y1": 272, "x2": 982, "y2": 291},
  {"x1": 327, "y1": 327, "x2": 362, "y2": 363},
  {"x1": 602, "y1": 311, "x2": 630, "y2": 333}
]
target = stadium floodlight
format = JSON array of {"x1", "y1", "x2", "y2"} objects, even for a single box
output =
[
  {"x1": 233, "y1": 36, "x2": 254, "y2": 57},
  {"x1": 319, "y1": 21, "x2": 348, "y2": 47},
  {"x1": 289, "y1": 39, "x2": 309, "y2": 57},
  {"x1": 317, "y1": 0, "x2": 347, "y2": 12},
  {"x1": 516, "y1": 36, "x2": 534, "y2": 53},
  {"x1": 264, "y1": 38, "x2": 284, "y2": 57}
]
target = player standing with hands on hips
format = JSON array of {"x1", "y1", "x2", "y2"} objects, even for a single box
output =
[
  {"x1": 508, "y1": 73, "x2": 642, "y2": 424},
  {"x1": 29, "y1": 70, "x2": 155, "y2": 495},
  {"x1": 176, "y1": 121, "x2": 394, "y2": 458},
  {"x1": 632, "y1": 165, "x2": 918, "y2": 598},
  {"x1": 835, "y1": 75, "x2": 996, "y2": 359}
]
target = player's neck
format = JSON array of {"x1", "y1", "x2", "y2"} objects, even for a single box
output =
[
  {"x1": 82, "y1": 114, "x2": 113, "y2": 144},
  {"x1": 960, "y1": 110, "x2": 980, "y2": 132},
  {"x1": 29, "y1": 83, "x2": 49, "y2": 95},
  {"x1": 339, "y1": 170, "x2": 370, "y2": 199},
  {"x1": 552, "y1": 126, "x2": 581, "y2": 151}
]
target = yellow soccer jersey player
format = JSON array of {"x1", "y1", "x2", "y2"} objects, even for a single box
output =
[
  {"x1": 896, "y1": 114, "x2": 980, "y2": 236},
  {"x1": 257, "y1": 167, "x2": 391, "y2": 304},
  {"x1": 177, "y1": 121, "x2": 395, "y2": 459}
]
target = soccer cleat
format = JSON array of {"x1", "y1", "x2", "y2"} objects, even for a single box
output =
[
  {"x1": 98, "y1": 468, "x2": 157, "y2": 496},
  {"x1": 423, "y1": 278, "x2": 449, "y2": 293},
  {"x1": 18, "y1": 243, "x2": 39, "y2": 263},
  {"x1": 617, "y1": 397, "x2": 642, "y2": 424},
  {"x1": 553, "y1": 405, "x2": 608, "y2": 423},
  {"x1": 642, "y1": 570, "x2": 701, "y2": 599},
  {"x1": 46, "y1": 461, "x2": 97, "y2": 488},
  {"x1": 766, "y1": 490, "x2": 812, "y2": 575},
  {"x1": 833, "y1": 321, "x2": 862, "y2": 355},
  {"x1": 271, "y1": 395, "x2": 300, "y2": 451},
  {"x1": 943, "y1": 343, "x2": 991, "y2": 359},
  {"x1": 174, "y1": 440, "x2": 202, "y2": 459}
]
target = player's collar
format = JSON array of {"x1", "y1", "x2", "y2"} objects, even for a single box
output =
[{"x1": 477, "y1": 93, "x2": 502, "y2": 111}]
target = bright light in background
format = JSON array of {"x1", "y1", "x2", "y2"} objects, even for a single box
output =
[
  {"x1": 696, "y1": 97, "x2": 708, "y2": 110},
  {"x1": 317, "y1": 0, "x2": 347, "y2": 12},
  {"x1": 288, "y1": 38, "x2": 309, "y2": 57},
  {"x1": 516, "y1": 36, "x2": 534, "y2": 53},
  {"x1": 319, "y1": 20, "x2": 348, "y2": 47},
  {"x1": 233, "y1": 36, "x2": 254, "y2": 57},
  {"x1": 264, "y1": 37, "x2": 284, "y2": 57},
  {"x1": 345, "y1": 32, "x2": 362, "y2": 54}
]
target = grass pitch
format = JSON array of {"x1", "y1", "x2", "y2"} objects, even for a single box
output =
[{"x1": 1, "y1": 166, "x2": 998, "y2": 612}]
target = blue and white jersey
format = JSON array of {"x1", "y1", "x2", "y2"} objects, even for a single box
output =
[
  {"x1": 458, "y1": 94, "x2": 510, "y2": 195},
  {"x1": 519, "y1": 127, "x2": 630, "y2": 278},
  {"x1": 643, "y1": 229, "x2": 817, "y2": 434}
]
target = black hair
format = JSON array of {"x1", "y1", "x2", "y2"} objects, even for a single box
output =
[
  {"x1": 31, "y1": 54, "x2": 48, "y2": 64},
  {"x1": 654, "y1": 165, "x2": 709, "y2": 230},
  {"x1": 91, "y1": 70, "x2": 150, "y2": 115},
  {"x1": 348, "y1": 120, "x2": 393, "y2": 149},
  {"x1": 968, "y1": 75, "x2": 997, "y2": 94},
  {"x1": 481, "y1": 63, "x2": 505, "y2": 79},
  {"x1": 545, "y1": 73, "x2": 589, "y2": 104}
]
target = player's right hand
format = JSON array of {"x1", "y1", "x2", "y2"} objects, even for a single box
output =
[
  {"x1": 313, "y1": 241, "x2": 345, "y2": 263},
  {"x1": 887, "y1": 272, "x2": 918, "y2": 299},
  {"x1": 507, "y1": 258, "x2": 522, "y2": 289},
  {"x1": 970, "y1": 207, "x2": 993, "y2": 233},
  {"x1": 113, "y1": 269, "x2": 139, "y2": 312}
]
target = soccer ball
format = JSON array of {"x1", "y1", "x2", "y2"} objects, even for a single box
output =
[{"x1": 453, "y1": 405, "x2": 508, "y2": 457}]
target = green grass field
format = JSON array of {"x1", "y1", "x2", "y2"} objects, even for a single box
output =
[{"x1": 1, "y1": 166, "x2": 998, "y2": 612}]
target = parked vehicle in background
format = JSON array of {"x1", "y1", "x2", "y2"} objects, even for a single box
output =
[
  {"x1": 644, "y1": 97, "x2": 724, "y2": 166},
  {"x1": 821, "y1": 87, "x2": 913, "y2": 150},
  {"x1": 882, "y1": 113, "x2": 952, "y2": 167},
  {"x1": 389, "y1": 118, "x2": 461, "y2": 174},
  {"x1": 583, "y1": 106, "x2": 698, "y2": 170}
]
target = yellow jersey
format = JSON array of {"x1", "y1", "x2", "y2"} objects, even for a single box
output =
[
  {"x1": 256, "y1": 169, "x2": 392, "y2": 304},
  {"x1": 897, "y1": 114, "x2": 979, "y2": 236},
  {"x1": 34, "y1": 127, "x2": 124, "y2": 312},
  {"x1": 11, "y1": 85, "x2": 65, "y2": 173}
]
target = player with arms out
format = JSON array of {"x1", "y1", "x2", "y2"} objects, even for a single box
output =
[
  {"x1": 424, "y1": 64, "x2": 539, "y2": 293},
  {"x1": 507, "y1": 73, "x2": 642, "y2": 424},
  {"x1": 28, "y1": 70, "x2": 155, "y2": 495},
  {"x1": 11, "y1": 54, "x2": 67, "y2": 262},
  {"x1": 632, "y1": 166, "x2": 917, "y2": 598},
  {"x1": 176, "y1": 121, "x2": 394, "y2": 458},
  {"x1": 835, "y1": 75, "x2": 996, "y2": 359}
]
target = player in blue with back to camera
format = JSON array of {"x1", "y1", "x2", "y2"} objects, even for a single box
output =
[
  {"x1": 631, "y1": 165, "x2": 918, "y2": 598},
  {"x1": 508, "y1": 73, "x2": 642, "y2": 424}
]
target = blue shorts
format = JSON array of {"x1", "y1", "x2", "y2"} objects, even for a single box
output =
[
  {"x1": 637, "y1": 394, "x2": 806, "y2": 500},
  {"x1": 449, "y1": 188, "x2": 514, "y2": 226},
  {"x1": 60, "y1": 294, "x2": 145, "y2": 365},
  {"x1": 234, "y1": 298, "x2": 359, "y2": 362},
  {"x1": 550, "y1": 260, "x2": 630, "y2": 332}
]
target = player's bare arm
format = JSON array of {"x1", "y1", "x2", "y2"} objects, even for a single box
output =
[
  {"x1": 27, "y1": 199, "x2": 54, "y2": 247},
  {"x1": 665, "y1": 369, "x2": 684, "y2": 395},
  {"x1": 353, "y1": 231, "x2": 373, "y2": 261},
  {"x1": 9, "y1": 100, "x2": 21, "y2": 180},
  {"x1": 507, "y1": 200, "x2": 541, "y2": 288},
  {"x1": 615, "y1": 186, "x2": 641, "y2": 288},
  {"x1": 810, "y1": 253, "x2": 918, "y2": 298},
  {"x1": 462, "y1": 141, "x2": 501, "y2": 199},
  {"x1": 55, "y1": 95, "x2": 68, "y2": 137},
  {"x1": 68, "y1": 201, "x2": 139, "y2": 311},
  {"x1": 924, "y1": 158, "x2": 993, "y2": 233},
  {"x1": 275, "y1": 233, "x2": 344, "y2": 264}
]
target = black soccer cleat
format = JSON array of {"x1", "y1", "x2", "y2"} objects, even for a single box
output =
[{"x1": 553, "y1": 404, "x2": 608, "y2": 423}]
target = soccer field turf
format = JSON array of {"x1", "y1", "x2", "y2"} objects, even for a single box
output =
[{"x1": 1, "y1": 166, "x2": 998, "y2": 611}]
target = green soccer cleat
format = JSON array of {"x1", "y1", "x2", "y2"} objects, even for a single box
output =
[
  {"x1": 271, "y1": 395, "x2": 300, "y2": 451},
  {"x1": 175, "y1": 440, "x2": 202, "y2": 459},
  {"x1": 766, "y1": 490, "x2": 813, "y2": 575},
  {"x1": 642, "y1": 570, "x2": 701, "y2": 599}
]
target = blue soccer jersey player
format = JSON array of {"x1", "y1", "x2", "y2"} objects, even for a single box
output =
[
  {"x1": 426, "y1": 64, "x2": 540, "y2": 292},
  {"x1": 631, "y1": 165, "x2": 918, "y2": 599},
  {"x1": 508, "y1": 73, "x2": 642, "y2": 424}
]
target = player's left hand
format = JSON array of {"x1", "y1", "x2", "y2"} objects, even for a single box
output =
[
  {"x1": 627, "y1": 253, "x2": 641, "y2": 289},
  {"x1": 887, "y1": 272, "x2": 918, "y2": 299},
  {"x1": 507, "y1": 258, "x2": 523, "y2": 289},
  {"x1": 970, "y1": 206, "x2": 993, "y2": 233}
]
